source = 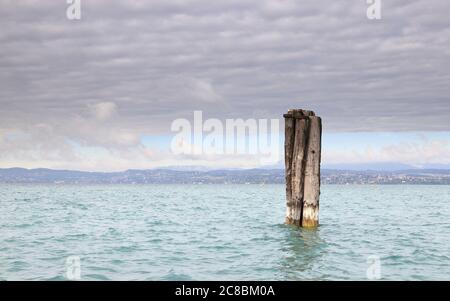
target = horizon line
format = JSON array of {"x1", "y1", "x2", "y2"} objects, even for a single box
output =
[{"x1": 2, "y1": 165, "x2": 450, "y2": 173}]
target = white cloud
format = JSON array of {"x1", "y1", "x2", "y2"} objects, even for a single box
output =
[
  {"x1": 90, "y1": 102, "x2": 117, "y2": 121},
  {"x1": 323, "y1": 138, "x2": 450, "y2": 166},
  {"x1": 190, "y1": 79, "x2": 223, "y2": 103}
]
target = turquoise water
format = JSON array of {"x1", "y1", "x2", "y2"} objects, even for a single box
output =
[{"x1": 1, "y1": 184, "x2": 450, "y2": 280}]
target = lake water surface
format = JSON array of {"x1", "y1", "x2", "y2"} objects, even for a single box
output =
[{"x1": 1, "y1": 184, "x2": 449, "y2": 280}]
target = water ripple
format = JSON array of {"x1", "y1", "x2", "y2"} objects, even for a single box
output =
[{"x1": 1, "y1": 184, "x2": 450, "y2": 280}]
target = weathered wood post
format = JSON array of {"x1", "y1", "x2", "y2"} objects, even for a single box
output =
[{"x1": 284, "y1": 109, "x2": 322, "y2": 228}]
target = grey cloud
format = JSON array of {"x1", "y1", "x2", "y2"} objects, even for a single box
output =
[{"x1": 0, "y1": 0, "x2": 450, "y2": 168}]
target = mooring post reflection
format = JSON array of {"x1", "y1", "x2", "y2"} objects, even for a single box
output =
[{"x1": 279, "y1": 226, "x2": 327, "y2": 280}]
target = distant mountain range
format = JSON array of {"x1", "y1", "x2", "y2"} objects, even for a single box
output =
[
  {"x1": 264, "y1": 161, "x2": 450, "y2": 171},
  {"x1": 1, "y1": 167, "x2": 450, "y2": 184}
]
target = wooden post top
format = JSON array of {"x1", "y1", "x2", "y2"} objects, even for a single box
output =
[{"x1": 283, "y1": 109, "x2": 316, "y2": 119}]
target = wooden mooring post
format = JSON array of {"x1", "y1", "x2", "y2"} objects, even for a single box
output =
[{"x1": 284, "y1": 109, "x2": 322, "y2": 228}]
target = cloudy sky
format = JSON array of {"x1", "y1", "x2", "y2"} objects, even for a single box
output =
[{"x1": 1, "y1": 0, "x2": 450, "y2": 171}]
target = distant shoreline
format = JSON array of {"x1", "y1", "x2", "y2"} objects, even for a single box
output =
[
  {"x1": 1, "y1": 168, "x2": 450, "y2": 185},
  {"x1": 1, "y1": 183, "x2": 450, "y2": 186}
]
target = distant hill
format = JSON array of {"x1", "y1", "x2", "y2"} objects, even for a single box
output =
[
  {"x1": 322, "y1": 163, "x2": 450, "y2": 171},
  {"x1": 248, "y1": 162, "x2": 450, "y2": 171},
  {"x1": 1, "y1": 167, "x2": 450, "y2": 184},
  {"x1": 321, "y1": 162, "x2": 416, "y2": 171}
]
